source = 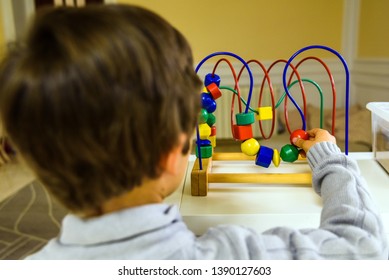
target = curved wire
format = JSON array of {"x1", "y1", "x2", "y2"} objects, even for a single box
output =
[
  {"x1": 264, "y1": 60, "x2": 307, "y2": 136},
  {"x1": 290, "y1": 56, "x2": 337, "y2": 135},
  {"x1": 276, "y1": 78, "x2": 324, "y2": 129},
  {"x1": 282, "y1": 45, "x2": 350, "y2": 154},
  {"x1": 212, "y1": 58, "x2": 243, "y2": 113},
  {"x1": 195, "y1": 52, "x2": 254, "y2": 169}
]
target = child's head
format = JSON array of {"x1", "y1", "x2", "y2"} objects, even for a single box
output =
[{"x1": 0, "y1": 4, "x2": 202, "y2": 213}]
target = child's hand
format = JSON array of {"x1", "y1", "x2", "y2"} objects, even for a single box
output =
[{"x1": 292, "y1": 128, "x2": 336, "y2": 153}]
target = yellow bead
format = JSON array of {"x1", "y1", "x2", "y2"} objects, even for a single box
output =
[
  {"x1": 198, "y1": 123, "x2": 211, "y2": 139},
  {"x1": 241, "y1": 138, "x2": 260, "y2": 156},
  {"x1": 256, "y1": 106, "x2": 273, "y2": 120},
  {"x1": 272, "y1": 148, "x2": 280, "y2": 167},
  {"x1": 209, "y1": 135, "x2": 216, "y2": 147}
]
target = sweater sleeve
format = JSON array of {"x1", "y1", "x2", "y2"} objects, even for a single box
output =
[{"x1": 195, "y1": 142, "x2": 388, "y2": 259}]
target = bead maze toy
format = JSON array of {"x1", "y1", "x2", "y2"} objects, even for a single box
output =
[{"x1": 191, "y1": 45, "x2": 350, "y2": 196}]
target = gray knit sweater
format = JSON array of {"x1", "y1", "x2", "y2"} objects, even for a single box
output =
[{"x1": 26, "y1": 142, "x2": 388, "y2": 259}]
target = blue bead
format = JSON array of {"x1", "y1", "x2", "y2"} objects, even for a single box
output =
[
  {"x1": 196, "y1": 139, "x2": 211, "y2": 146},
  {"x1": 201, "y1": 93, "x2": 217, "y2": 113},
  {"x1": 204, "y1": 73, "x2": 221, "y2": 87},
  {"x1": 255, "y1": 145, "x2": 274, "y2": 168}
]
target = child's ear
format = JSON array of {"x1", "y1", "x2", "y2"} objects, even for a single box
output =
[{"x1": 160, "y1": 133, "x2": 188, "y2": 175}]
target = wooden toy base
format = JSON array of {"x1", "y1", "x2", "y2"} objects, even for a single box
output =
[{"x1": 191, "y1": 153, "x2": 312, "y2": 196}]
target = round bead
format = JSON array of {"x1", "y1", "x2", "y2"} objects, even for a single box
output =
[
  {"x1": 204, "y1": 73, "x2": 221, "y2": 87},
  {"x1": 195, "y1": 145, "x2": 213, "y2": 158},
  {"x1": 201, "y1": 93, "x2": 217, "y2": 113},
  {"x1": 198, "y1": 108, "x2": 208, "y2": 124},
  {"x1": 241, "y1": 138, "x2": 260, "y2": 156},
  {"x1": 290, "y1": 129, "x2": 309, "y2": 145},
  {"x1": 206, "y1": 113, "x2": 216, "y2": 127},
  {"x1": 197, "y1": 139, "x2": 211, "y2": 146},
  {"x1": 255, "y1": 145, "x2": 274, "y2": 168},
  {"x1": 236, "y1": 112, "x2": 255, "y2": 125},
  {"x1": 272, "y1": 148, "x2": 280, "y2": 167},
  {"x1": 280, "y1": 144, "x2": 299, "y2": 162}
]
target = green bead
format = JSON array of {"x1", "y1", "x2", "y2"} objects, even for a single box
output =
[
  {"x1": 280, "y1": 144, "x2": 299, "y2": 162},
  {"x1": 195, "y1": 145, "x2": 213, "y2": 158},
  {"x1": 236, "y1": 112, "x2": 255, "y2": 125},
  {"x1": 206, "y1": 113, "x2": 216, "y2": 127},
  {"x1": 198, "y1": 108, "x2": 209, "y2": 124}
]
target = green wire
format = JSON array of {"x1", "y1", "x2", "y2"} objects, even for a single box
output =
[
  {"x1": 219, "y1": 78, "x2": 324, "y2": 128},
  {"x1": 219, "y1": 86, "x2": 259, "y2": 114},
  {"x1": 275, "y1": 78, "x2": 324, "y2": 128}
]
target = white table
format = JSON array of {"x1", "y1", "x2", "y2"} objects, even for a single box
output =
[{"x1": 167, "y1": 153, "x2": 389, "y2": 241}]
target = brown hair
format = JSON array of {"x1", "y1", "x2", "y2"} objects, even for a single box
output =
[{"x1": 0, "y1": 4, "x2": 202, "y2": 213}]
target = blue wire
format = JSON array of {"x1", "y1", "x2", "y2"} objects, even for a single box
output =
[
  {"x1": 195, "y1": 52, "x2": 255, "y2": 169},
  {"x1": 282, "y1": 45, "x2": 350, "y2": 155},
  {"x1": 195, "y1": 52, "x2": 254, "y2": 114}
]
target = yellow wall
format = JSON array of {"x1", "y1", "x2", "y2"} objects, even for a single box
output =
[
  {"x1": 118, "y1": 0, "x2": 344, "y2": 62},
  {"x1": 358, "y1": 0, "x2": 389, "y2": 58},
  {"x1": 0, "y1": 4, "x2": 5, "y2": 58}
]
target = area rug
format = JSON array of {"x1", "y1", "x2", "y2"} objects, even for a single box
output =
[{"x1": 0, "y1": 181, "x2": 67, "y2": 259}]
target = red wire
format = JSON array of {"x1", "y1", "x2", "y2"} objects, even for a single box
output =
[
  {"x1": 212, "y1": 58, "x2": 243, "y2": 139},
  {"x1": 237, "y1": 60, "x2": 276, "y2": 139},
  {"x1": 291, "y1": 56, "x2": 337, "y2": 135},
  {"x1": 212, "y1": 58, "x2": 243, "y2": 113},
  {"x1": 262, "y1": 60, "x2": 306, "y2": 134}
]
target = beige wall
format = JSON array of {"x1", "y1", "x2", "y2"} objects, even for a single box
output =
[
  {"x1": 0, "y1": 4, "x2": 5, "y2": 58},
  {"x1": 358, "y1": 0, "x2": 389, "y2": 58},
  {"x1": 118, "y1": 0, "x2": 344, "y2": 62},
  {"x1": 2, "y1": 1, "x2": 389, "y2": 60}
]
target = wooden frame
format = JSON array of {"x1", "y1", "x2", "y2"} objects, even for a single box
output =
[{"x1": 191, "y1": 152, "x2": 312, "y2": 196}]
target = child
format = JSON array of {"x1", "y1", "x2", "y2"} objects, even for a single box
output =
[{"x1": 0, "y1": 4, "x2": 387, "y2": 259}]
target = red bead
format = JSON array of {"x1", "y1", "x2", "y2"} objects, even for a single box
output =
[
  {"x1": 233, "y1": 124, "x2": 253, "y2": 141},
  {"x1": 290, "y1": 129, "x2": 309, "y2": 145},
  {"x1": 206, "y1": 83, "x2": 222, "y2": 100},
  {"x1": 210, "y1": 125, "x2": 217, "y2": 136}
]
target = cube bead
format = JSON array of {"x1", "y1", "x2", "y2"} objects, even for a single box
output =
[
  {"x1": 256, "y1": 106, "x2": 273, "y2": 120},
  {"x1": 233, "y1": 124, "x2": 253, "y2": 141},
  {"x1": 255, "y1": 145, "x2": 274, "y2": 168}
]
